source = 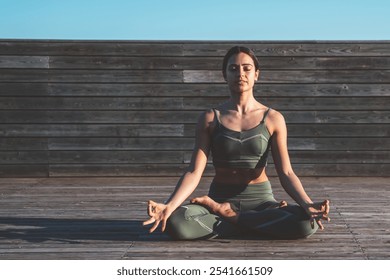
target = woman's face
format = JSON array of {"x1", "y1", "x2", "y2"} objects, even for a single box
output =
[{"x1": 225, "y1": 52, "x2": 259, "y2": 94}]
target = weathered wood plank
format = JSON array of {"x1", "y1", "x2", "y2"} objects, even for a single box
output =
[
  {"x1": 47, "y1": 151, "x2": 186, "y2": 164},
  {"x1": 1, "y1": 96, "x2": 389, "y2": 110},
  {"x1": 48, "y1": 138, "x2": 193, "y2": 150},
  {"x1": 0, "y1": 69, "x2": 49, "y2": 82},
  {"x1": 43, "y1": 163, "x2": 390, "y2": 177},
  {"x1": 0, "y1": 151, "x2": 48, "y2": 164},
  {"x1": 3, "y1": 69, "x2": 390, "y2": 84},
  {"x1": 2, "y1": 83, "x2": 390, "y2": 97},
  {"x1": 0, "y1": 83, "x2": 49, "y2": 96},
  {"x1": 0, "y1": 111, "x2": 200, "y2": 124},
  {"x1": 0, "y1": 56, "x2": 49, "y2": 68},
  {"x1": 286, "y1": 124, "x2": 390, "y2": 137},
  {"x1": 0, "y1": 124, "x2": 388, "y2": 138},
  {"x1": 46, "y1": 137, "x2": 390, "y2": 152},
  {"x1": 0, "y1": 150, "x2": 379, "y2": 165},
  {"x1": 183, "y1": 42, "x2": 390, "y2": 56},
  {"x1": 1, "y1": 41, "x2": 389, "y2": 56},
  {"x1": 0, "y1": 111, "x2": 389, "y2": 124},
  {"x1": 0, "y1": 165, "x2": 48, "y2": 177},
  {"x1": 0, "y1": 138, "x2": 48, "y2": 150},
  {"x1": 184, "y1": 70, "x2": 390, "y2": 83},
  {"x1": 47, "y1": 56, "x2": 390, "y2": 70},
  {"x1": 0, "y1": 69, "x2": 183, "y2": 83},
  {"x1": 0, "y1": 124, "x2": 185, "y2": 137},
  {"x1": 0, "y1": 41, "x2": 184, "y2": 56},
  {"x1": 287, "y1": 138, "x2": 390, "y2": 151}
]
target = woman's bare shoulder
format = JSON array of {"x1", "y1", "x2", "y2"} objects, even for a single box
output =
[
  {"x1": 267, "y1": 108, "x2": 287, "y2": 133},
  {"x1": 196, "y1": 108, "x2": 217, "y2": 130}
]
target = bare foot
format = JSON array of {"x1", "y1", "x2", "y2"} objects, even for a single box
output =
[
  {"x1": 264, "y1": 200, "x2": 288, "y2": 209},
  {"x1": 191, "y1": 196, "x2": 238, "y2": 223},
  {"x1": 279, "y1": 200, "x2": 288, "y2": 208}
]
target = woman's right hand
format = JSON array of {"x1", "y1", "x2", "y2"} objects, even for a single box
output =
[{"x1": 142, "y1": 200, "x2": 173, "y2": 233}]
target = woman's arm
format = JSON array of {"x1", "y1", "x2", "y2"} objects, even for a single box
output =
[
  {"x1": 269, "y1": 110, "x2": 330, "y2": 228},
  {"x1": 143, "y1": 109, "x2": 214, "y2": 232},
  {"x1": 164, "y1": 109, "x2": 213, "y2": 209}
]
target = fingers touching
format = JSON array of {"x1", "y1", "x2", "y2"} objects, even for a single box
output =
[
  {"x1": 310, "y1": 199, "x2": 331, "y2": 230},
  {"x1": 143, "y1": 200, "x2": 168, "y2": 233}
]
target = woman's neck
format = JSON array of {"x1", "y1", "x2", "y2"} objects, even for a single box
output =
[{"x1": 229, "y1": 92, "x2": 258, "y2": 114}]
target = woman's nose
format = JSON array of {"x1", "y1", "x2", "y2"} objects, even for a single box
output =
[{"x1": 237, "y1": 67, "x2": 245, "y2": 77}]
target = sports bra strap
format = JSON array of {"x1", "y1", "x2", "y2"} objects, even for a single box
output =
[
  {"x1": 212, "y1": 108, "x2": 222, "y2": 125},
  {"x1": 261, "y1": 108, "x2": 271, "y2": 123}
]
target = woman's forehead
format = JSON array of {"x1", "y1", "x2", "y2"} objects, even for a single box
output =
[{"x1": 227, "y1": 52, "x2": 254, "y2": 65}]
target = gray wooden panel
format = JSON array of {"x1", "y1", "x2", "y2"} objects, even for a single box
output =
[
  {"x1": 47, "y1": 56, "x2": 390, "y2": 70},
  {"x1": 1, "y1": 97, "x2": 388, "y2": 110},
  {"x1": 0, "y1": 138, "x2": 48, "y2": 150},
  {"x1": 288, "y1": 151, "x2": 390, "y2": 163},
  {"x1": 2, "y1": 41, "x2": 390, "y2": 56},
  {"x1": 1, "y1": 40, "x2": 389, "y2": 177},
  {"x1": 0, "y1": 151, "x2": 48, "y2": 164},
  {"x1": 0, "y1": 69, "x2": 182, "y2": 83},
  {"x1": 0, "y1": 69, "x2": 49, "y2": 82},
  {"x1": 0, "y1": 125, "x2": 184, "y2": 138},
  {"x1": 184, "y1": 70, "x2": 390, "y2": 83},
  {"x1": 0, "y1": 83, "x2": 49, "y2": 96},
  {"x1": 0, "y1": 165, "x2": 48, "y2": 177},
  {"x1": 2, "y1": 124, "x2": 385, "y2": 138},
  {"x1": 183, "y1": 42, "x2": 390, "y2": 56},
  {"x1": 48, "y1": 138, "x2": 193, "y2": 151},
  {"x1": 46, "y1": 163, "x2": 390, "y2": 177},
  {"x1": 286, "y1": 124, "x2": 390, "y2": 137},
  {"x1": 3, "y1": 69, "x2": 390, "y2": 84},
  {"x1": 287, "y1": 138, "x2": 390, "y2": 151},
  {"x1": 1, "y1": 111, "x2": 389, "y2": 125},
  {"x1": 2, "y1": 83, "x2": 390, "y2": 97},
  {"x1": 0, "y1": 111, "x2": 201, "y2": 124},
  {"x1": 0, "y1": 41, "x2": 184, "y2": 56},
  {"x1": 0, "y1": 56, "x2": 49, "y2": 68},
  {"x1": 33, "y1": 150, "x2": 389, "y2": 165},
  {"x1": 48, "y1": 151, "x2": 185, "y2": 164},
  {"x1": 45, "y1": 137, "x2": 389, "y2": 151}
]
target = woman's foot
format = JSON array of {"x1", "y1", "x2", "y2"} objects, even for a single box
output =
[
  {"x1": 277, "y1": 200, "x2": 288, "y2": 208},
  {"x1": 190, "y1": 196, "x2": 238, "y2": 223}
]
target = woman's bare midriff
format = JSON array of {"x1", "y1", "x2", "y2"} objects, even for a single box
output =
[{"x1": 213, "y1": 167, "x2": 269, "y2": 185}]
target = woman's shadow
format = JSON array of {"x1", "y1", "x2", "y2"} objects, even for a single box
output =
[{"x1": 0, "y1": 216, "x2": 170, "y2": 244}]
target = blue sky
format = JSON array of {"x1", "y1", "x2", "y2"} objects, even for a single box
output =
[{"x1": 0, "y1": 0, "x2": 389, "y2": 40}]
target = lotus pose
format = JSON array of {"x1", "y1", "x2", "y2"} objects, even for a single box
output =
[{"x1": 143, "y1": 46, "x2": 330, "y2": 240}]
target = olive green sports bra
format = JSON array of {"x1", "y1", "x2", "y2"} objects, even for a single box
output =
[{"x1": 211, "y1": 108, "x2": 272, "y2": 169}]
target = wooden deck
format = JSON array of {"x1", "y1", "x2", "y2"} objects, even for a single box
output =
[{"x1": 0, "y1": 176, "x2": 388, "y2": 260}]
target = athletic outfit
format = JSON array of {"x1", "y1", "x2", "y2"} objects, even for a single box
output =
[{"x1": 166, "y1": 108, "x2": 317, "y2": 240}]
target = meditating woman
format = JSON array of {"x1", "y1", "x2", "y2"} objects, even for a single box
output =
[{"x1": 143, "y1": 46, "x2": 330, "y2": 240}]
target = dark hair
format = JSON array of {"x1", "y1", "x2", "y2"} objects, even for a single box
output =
[{"x1": 222, "y1": 46, "x2": 260, "y2": 80}]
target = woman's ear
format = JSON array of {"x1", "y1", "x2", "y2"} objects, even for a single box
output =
[{"x1": 255, "y1": 69, "x2": 260, "y2": 81}]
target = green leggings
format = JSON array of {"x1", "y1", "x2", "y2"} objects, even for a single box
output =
[{"x1": 166, "y1": 181, "x2": 318, "y2": 240}]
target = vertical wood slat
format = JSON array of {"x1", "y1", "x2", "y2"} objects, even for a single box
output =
[{"x1": 0, "y1": 40, "x2": 389, "y2": 177}]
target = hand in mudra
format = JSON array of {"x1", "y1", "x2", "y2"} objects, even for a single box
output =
[
  {"x1": 143, "y1": 200, "x2": 172, "y2": 233},
  {"x1": 305, "y1": 200, "x2": 330, "y2": 230}
]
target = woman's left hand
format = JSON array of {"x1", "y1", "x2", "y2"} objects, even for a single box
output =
[{"x1": 304, "y1": 200, "x2": 330, "y2": 230}]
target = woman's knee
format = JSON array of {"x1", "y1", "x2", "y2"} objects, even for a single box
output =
[{"x1": 166, "y1": 205, "x2": 217, "y2": 240}]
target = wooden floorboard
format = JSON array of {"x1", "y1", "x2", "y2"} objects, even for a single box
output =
[{"x1": 0, "y1": 177, "x2": 388, "y2": 260}]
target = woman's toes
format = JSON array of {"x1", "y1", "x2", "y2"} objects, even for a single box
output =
[{"x1": 279, "y1": 200, "x2": 288, "y2": 207}]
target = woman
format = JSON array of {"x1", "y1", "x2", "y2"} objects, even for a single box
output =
[{"x1": 143, "y1": 46, "x2": 330, "y2": 240}]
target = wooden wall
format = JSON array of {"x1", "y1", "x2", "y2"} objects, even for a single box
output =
[{"x1": 0, "y1": 40, "x2": 389, "y2": 177}]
